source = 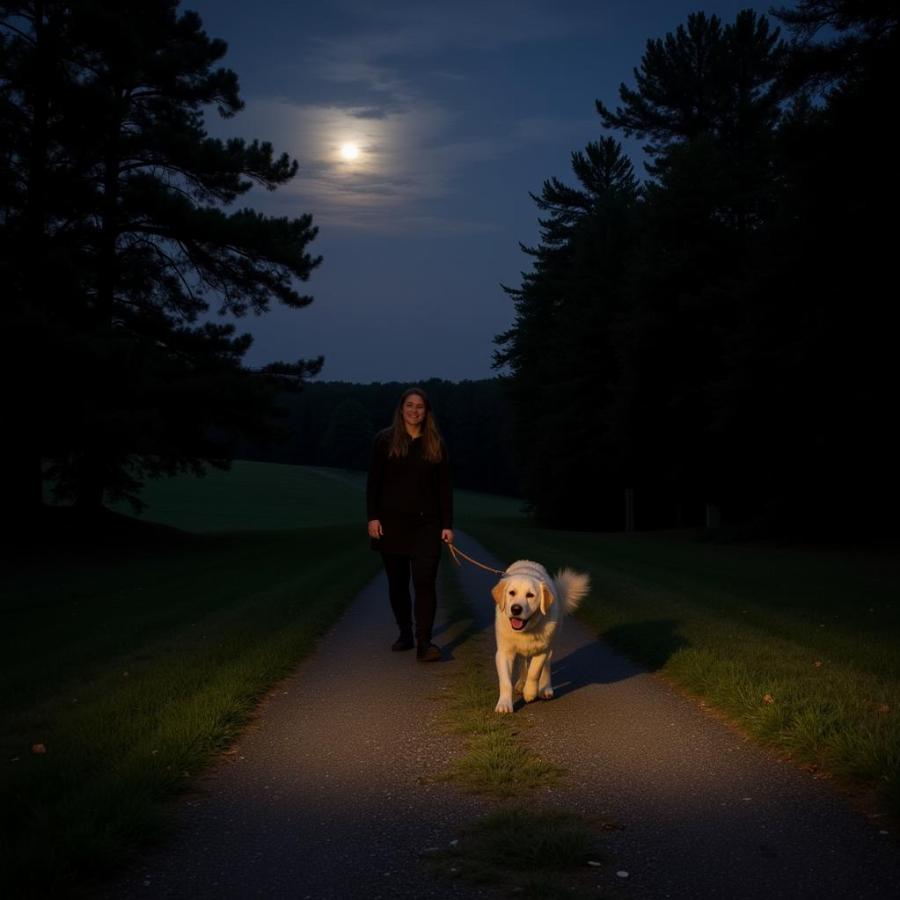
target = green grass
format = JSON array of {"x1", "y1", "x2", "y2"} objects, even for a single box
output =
[
  {"x1": 435, "y1": 563, "x2": 564, "y2": 797},
  {"x1": 454, "y1": 487, "x2": 524, "y2": 522},
  {"x1": 121, "y1": 459, "x2": 523, "y2": 533},
  {"x1": 428, "y1": 806, "x2": 613, "y2": 899},
  {"x1": 463, "y1": 517, "x2": 900, "y2": 813},
  {"x1": 1, "y1": 526, "x2": 381, "y2": 898},
  {"x1": 116, "y1": 460, "x2": 370, "y2": 531},
  {"x1": 2, "y1": 464, "x2": 388, "y2": 898}
]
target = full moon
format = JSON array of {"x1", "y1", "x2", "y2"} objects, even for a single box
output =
[{"x1": 340, "y1": 142, "x2": 360, "y2": 161}]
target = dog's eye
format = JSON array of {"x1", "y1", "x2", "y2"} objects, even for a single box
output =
[
  {"x1": 526, "y1": 592, "x2": 535, "y2": 599},
  {"x1": 509, "y1": 590, "x2": 516, "y2": 597}
]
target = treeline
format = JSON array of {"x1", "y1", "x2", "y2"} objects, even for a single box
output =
[
  {"x1": 237, "y1": 379, "x2": 519, "y2": 497},
  {"x1": 2, "y1": 1, "x2": 320, "y2": 518},
  {"x1": 495, "y1": 2, "x2": 900, "y2": 536}
]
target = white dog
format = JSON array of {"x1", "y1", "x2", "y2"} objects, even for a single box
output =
[{"x1": 492, "y1": 560, "x2": 590, "y2": 713}]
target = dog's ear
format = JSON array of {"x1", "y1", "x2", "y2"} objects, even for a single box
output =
[
  {"x1": 539, "y1": 582, "x2": 554, "y2": 615},
  {"x1": 491, "y1": 580, "x2": 506, "y2": 607}
]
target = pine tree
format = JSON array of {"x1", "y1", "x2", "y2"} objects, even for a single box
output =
[
  {"x1": 495, "y1": 137, "x2": 640, "y2": 525},
  {"x1": 1, "y1": 1, "x2": 322, "y2": 515},
  {"x1": 592, "y1": 11, "x2": 788, "y2": 526}
]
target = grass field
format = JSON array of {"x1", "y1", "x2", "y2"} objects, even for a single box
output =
[
  {"x1": 463, "y1": 517, "x2": 900, "y2": 814},
  {"x1": 115, "y1": 461, "x2": 367, "y2": 531},
  {"x1": 117, "y1": 459, "x2": 523, "y2": 533}
]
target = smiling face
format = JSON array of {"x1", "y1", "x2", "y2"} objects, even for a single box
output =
[
  {"x1": 401, "y1": 392, "x2": 426, "y2": 435},
  {"x1": 491, "y1": 575, "x2": 553, "y2": 631}
]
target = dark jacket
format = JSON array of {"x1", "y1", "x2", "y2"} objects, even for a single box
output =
[{"x1": 366, "y1": 428, "x2": 453, "y2": 555}]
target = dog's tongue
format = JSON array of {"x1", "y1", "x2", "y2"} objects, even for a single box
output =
[{"x1": 510, "y1": 617, "x2": 525, "y2": 631}]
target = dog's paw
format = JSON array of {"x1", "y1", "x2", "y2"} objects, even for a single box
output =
[
  {"x1": 539, "y1": 687, "x2": 555, "y2": 700},
  {"x1": 495, "y1": 697, "x2": 514, "y2": 714},
  {"x1": 522, "y1": 684, "x2": 538, "y2": 703}
]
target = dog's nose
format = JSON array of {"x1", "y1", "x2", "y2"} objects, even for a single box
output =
[{"x1": 510, "y1": 604, "x2": 522, "y2": 615}]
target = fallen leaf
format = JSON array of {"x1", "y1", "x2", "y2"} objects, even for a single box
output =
[
  {"x1": 31, "y1": 743, "x2": 46, "y2": 755},
  {"x1": 763, "y1": 694, "x2": 775, "y2": 705},
  {"x1": 877, "y1": 704, "x2": 891, "y2": 714},
  {"x1": 814, "y1": 660, "x2": 823, "y2": 668}
]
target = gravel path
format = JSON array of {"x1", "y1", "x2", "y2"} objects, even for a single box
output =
[
  {"x1": 104, "y1": 530, "x2": 900, "y2": 899},
  {"x1": 104, "y1": 563, "x2": 493, "y2": 899}
]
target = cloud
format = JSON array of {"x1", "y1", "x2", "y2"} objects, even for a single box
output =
[
  {"x1": 202, "y1": 0, "x2": 608, "y2": 234},
  {"x1": 210, "y1": 92, "x2": 600, "y2": 234},
  {"x1": 303, "y1": 0, "x2": 606, "y2": 110},
  {"x1": 319, "y1": 0, "x2": 601, "y2": 60}
]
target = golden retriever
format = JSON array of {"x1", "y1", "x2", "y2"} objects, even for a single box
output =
[{"x1": 492, "y1": 560, "x2": 590, "y2": 713}]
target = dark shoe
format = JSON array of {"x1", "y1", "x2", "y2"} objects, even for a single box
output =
[
  {"x1": 392, "y1": 634, "x2": 415, "y2": 652},
  {"x1": 416, "y1": 642, "x2": 442, "y2": 662}
]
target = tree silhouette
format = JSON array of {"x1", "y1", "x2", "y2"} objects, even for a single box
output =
[
  {"x1": 494, "y1": 137, "x2": 640, "y2": 525},
  {"x1": 495, "y1": 4, "x2": 900, "y2": 536},
  {"x1": 1, "y1": 0, "x2": 322, "y2": 515}
]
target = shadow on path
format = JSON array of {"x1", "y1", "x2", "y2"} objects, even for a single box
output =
[{"x1": 552, "y1": 620, "x2": 687, "y2": 698}]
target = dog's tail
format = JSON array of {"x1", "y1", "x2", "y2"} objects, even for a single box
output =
[{"x1": 554, "y1": 568, "x2": 590, "y2": 613}]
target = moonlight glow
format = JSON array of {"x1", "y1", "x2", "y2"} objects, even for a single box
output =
[{"x1": 340, "y1": 142, "x2": 360, "y2": 161}]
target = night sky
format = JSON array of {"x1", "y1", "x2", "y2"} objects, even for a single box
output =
[{"x1": 188, "y1": 0, "x2": 771, "y2": 384}]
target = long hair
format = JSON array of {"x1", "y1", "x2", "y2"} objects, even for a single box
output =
[{"x1": 387, "y1": 387, "x2": 445, "y2": 463}]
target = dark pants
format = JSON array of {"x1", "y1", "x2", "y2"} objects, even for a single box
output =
[{"x1": 381, "y1": 552, "x2": 440, "y2": 643}]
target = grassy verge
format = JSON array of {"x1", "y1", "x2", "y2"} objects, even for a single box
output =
[
  {"x1": 1, "y1": 511, "x2": 380, "y2": 897},
  {"x1": 435, "y1": 562, "x2": 563, "y2": 795},
  {"x1": 430, "y1": 564, "x2": 615, "y2": 897},
  {"x1": 463, "y1": 517, "x2": 900, "y2": 814},
  {"x1": 429, "y1": 806, "x2": 613, "y2": 900}
]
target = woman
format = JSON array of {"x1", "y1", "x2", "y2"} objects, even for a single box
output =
[{"x1": 366, "y1": 387, "x2": 453, "y2": 661}]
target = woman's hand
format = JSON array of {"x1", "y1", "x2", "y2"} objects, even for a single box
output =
[
  {"x1": 368, "y1": 519, "x2": 383, "y2": 539},
  {"x1": 441, "y1": 528, "x2": 454, "y2": 544}
]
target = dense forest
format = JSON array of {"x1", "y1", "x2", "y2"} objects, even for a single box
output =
[
  {"x1": 236, "y1": 379, "x2": 519, "y2": 498},
  {"x1": 494, "y1": 1, "x2": 900, "y2": 536}
]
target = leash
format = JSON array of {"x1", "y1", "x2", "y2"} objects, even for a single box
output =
[{"x1": 445, "y1": 541, "x2": 507, "y2": 577}]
